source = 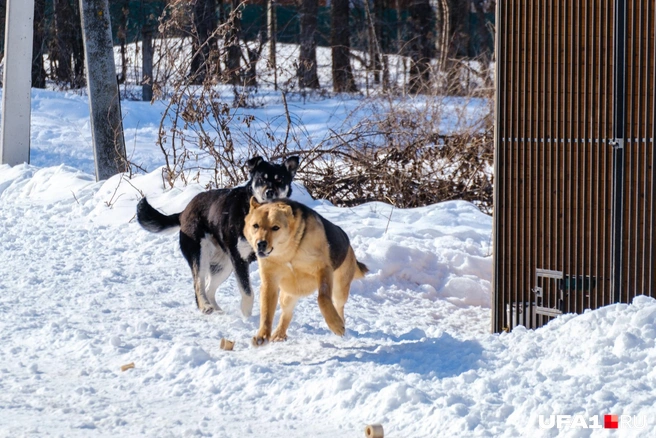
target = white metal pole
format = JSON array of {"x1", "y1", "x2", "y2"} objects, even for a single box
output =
[{"x1": 0, "y1": 0, "x2": 35, "y2": 166}]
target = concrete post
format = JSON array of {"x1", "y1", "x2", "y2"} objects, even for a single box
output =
[
  {"x1": 79, "y1": 0, "x2": 127, "y2": 181},
  {"x1": 1, "y1": 0, "x2": 35, "y2": 166}
]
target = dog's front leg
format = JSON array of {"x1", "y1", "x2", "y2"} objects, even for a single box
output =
[
  {"x1": 231, "y1": 241, "x2": 255, "y2": 317},
  {"x1": 317, "y1": 269, "x2": 345, "y2": 336},
  {"x1": 271, "y1": 292, "x2": 299, "y2": 341},
  {"x1": 252, "y1": 279, "x2": 279, "y2": 346}
]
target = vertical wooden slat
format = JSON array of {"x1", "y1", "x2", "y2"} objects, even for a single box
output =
[
  {"x1": 510, "y1": 0, "x2": 517, "y2": 328},
  {"x1": 528, "y1": 0, "x2": 536, "y2": 327},
  {"x1": 547, "y1": 0, "x2": 556, "y2": 310},
  {"x1": 566, "y1": 0, "x2": 573, "y2": 313},
  {"x1": 626, "y1": 0, "x2": 635, "y2": 301},
  {"x1": 574, "y1": 0, "x2": 581, "y2": 313},
  {"x1": 641, "y1": 0, "x2": 651, "y2": 297},
  {"x1": 604, "y1": 0, "x2": 613, "y2": 305},
  {"x1": 650, "y1": 0, "x2": 656, "y2": 298},
  {"x1": 593, "y1": 0, "x2": 600, "y2": 310},
  {"x1": 636, "y1": 0, "x2": 645, "y2": 297},
  {"x1": 583, "y1": 0, "x2": 590, "y2": 310},
  {"x1": 517, "y1": 0, "x2": 530, "y2": 326}
]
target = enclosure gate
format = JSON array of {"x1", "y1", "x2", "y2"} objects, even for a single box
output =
[{"x1": 493, "y1": 0, "x2": 656, "y2": 332}]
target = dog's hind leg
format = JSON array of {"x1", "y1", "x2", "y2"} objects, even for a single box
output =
[
  {"x1": 180, "y1": 232, "x2": 215, "y2": 314},
  {"x1": 230, "y1": 239, "x2": 255, "y2": 317},
  {"x1": 317, "y1": 269, "x2": 345, "y2": 336},
  {"x1": 332, "y1": 249, "x2": 357, "y2": 325},
  {"x1": 206, "y1": 247, "x2": 232, "y2": 313},
  {"x1": 332, "y1": 276, "x2": 351, "y2": 327},
  {"x1": 207, "y1": 265, "x2": 232, "y2": 314},
  {"x1": 271, "y1": 292, "x2": 299, "y2": 342}
]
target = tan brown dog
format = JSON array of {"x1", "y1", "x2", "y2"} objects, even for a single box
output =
[{"x1": 244, "y1": 198, "x2": 368, "y2": 345}]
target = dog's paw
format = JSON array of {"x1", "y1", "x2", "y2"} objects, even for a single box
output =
[
  {"x1": 240, "y1": 295, "x2": 254, "y2": 318},
  {"x1": 271, "y1": 330, "x2": 288, "y2": 342},
  {"x1": 251, "y1": 336, "x2": 269, "y2": 347},
  {"x1": 200, "y1": 303, "x2": 222, "y2": 315},
  {"x1": 328, "y1": 321, "x2": 346, "y2": 337}
]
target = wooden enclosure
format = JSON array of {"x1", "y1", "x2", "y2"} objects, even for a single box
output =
[{"x1": 493, "y1": 0, "x2": 656, "y2": 332}]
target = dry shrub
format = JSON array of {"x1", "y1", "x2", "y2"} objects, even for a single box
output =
[
  {"x1": 300, "y1": 130, "x2": 493, "y2": 213},
  {"x1": 295, "y1": 96, "x2": 494, "y2": 213}
]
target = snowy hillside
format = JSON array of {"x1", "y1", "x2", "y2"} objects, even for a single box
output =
[{"x1": 0, "y1": 90, "x2": 655, "y2": 437}]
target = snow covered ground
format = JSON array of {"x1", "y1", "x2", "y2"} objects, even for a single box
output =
[{"x1": 1, "y1": 90, "x2": 655, "y2": 437}]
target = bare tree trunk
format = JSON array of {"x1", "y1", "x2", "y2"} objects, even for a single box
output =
[
  {"x1": 297, "y1": 0, "x2": 319, "y2": 89},
  {"x1": 224, "y1": 0, "x2": 241, "y2": 85},
  {"x1": 244, "y1": 31, "x2": 265, "y2": 87},
  {"x1": 442, "y1": 0, "x2": 470, "y2": 95},
  {"x1": 53, "y1": 0, "x2": 72, "y2": 83},
  {"x1": 118, "y1": 1, "x2": 129, "y2": 83},
  {"x1": 79, "y1": 0, "x2": 127, "y2": 181},
  {"x1": 190, "y1": 0, "x2": 219, "y2": 84},
  {"x1": 367, "y1": 0, "x2": 384, "y2": 84},
  {"x1": 267, "y1": 0, "x2": 277, "y2": 89},
  {"x1": 243, "y1": 6, "x2": 267, "y2": 87},
  {"x1": 142, "y1": 29, "x2": 153, "y2": 101},
  {"x1": 52, "y1": 0, "x2": 85, "y2": 88},
  {"x1": 407, "y1": 0, "x2": 434, "y2": 94},
  {"x1": 0, "y1": 1, "x2": 5, "y2": 42},
  {"x1": 31, "y1": 0, "x2": 46, "y2": 89},
  {"x1": 331, "y1": 0, "x2": 356, "y2": 92}
]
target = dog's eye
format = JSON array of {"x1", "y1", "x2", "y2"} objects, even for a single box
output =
[
  {"x1": 253, "y1": 224, "x2": 259, "y2": 229},
  {"x1": 271, "y1": 226, "x2": 280, "y2": 231},
  {"x1": 274, "y1": 174, "x2": 280, "y2": 181}
]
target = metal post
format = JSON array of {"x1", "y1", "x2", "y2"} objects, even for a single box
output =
[
  {"x1": 1, "y1": 0, "x2": 35, "y2": 166},
  {"x1": 491, "y1": 0, "x2": 502, "y2": 333},
  {"x1": 611, "y1": 0, "x2": 626, "y2": 303},
  {"x1": 79, "y1": 0, "x2": 127, "y2": 181}
]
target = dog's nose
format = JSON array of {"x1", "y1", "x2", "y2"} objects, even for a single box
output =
[
  {"x1": 265, "y1": 189, "x2": 275, "y2": 199},
  {"x1": 257, "y1": 240, "x2": 267, "y2": 252}
]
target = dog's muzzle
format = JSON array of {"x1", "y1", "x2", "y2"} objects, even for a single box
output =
[
  {"x1": 265, "y1": 189, "x2": 275, "y2": 199},
  {"x1": 256, "y1": 240, "x2": 271, "y2": 257}
]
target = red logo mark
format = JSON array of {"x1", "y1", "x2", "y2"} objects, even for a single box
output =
[{"x1": 604, "y1": 415, "x2": 619, "y2": 429}]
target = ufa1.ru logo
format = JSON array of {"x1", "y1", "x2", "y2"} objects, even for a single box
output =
[{"x1": 538, "y1": 414, "x2": 646, "y2": 429}]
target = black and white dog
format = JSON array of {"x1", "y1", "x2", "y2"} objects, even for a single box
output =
[{"x1": 136, "y1": 156, "x2": 300, "y2": 316}]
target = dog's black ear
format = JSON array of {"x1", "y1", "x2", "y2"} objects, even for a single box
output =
[
  {"x1": 246, "y1": 156, "x2": 264, "y2": 174},
  {"x1": 283, "y1": 156, "x2": 300, "y2": 177}
]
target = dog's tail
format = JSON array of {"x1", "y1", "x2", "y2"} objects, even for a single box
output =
[
  {"x1": 136, "y1": 198, "x2": 181, "y2": 233},
  {"x1": 354, "y1": 260, "x2": 369, "y2": 279}
]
